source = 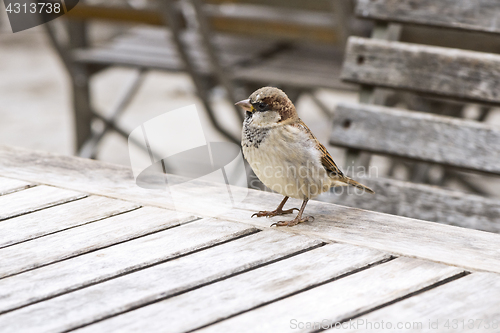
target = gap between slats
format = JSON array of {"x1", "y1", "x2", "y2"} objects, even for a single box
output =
[
  {"x1": 0, "y1": 195, "x2": 88, "y2": 221},
  {"x1": 62, "y1": 241, "x2": 327, "y2": 333},
  {"x1": 0, "y1": 186, "x2": 88, "y2": 222},
  {"x1": 0, "y1": 211, "x2": 200, "y2": 281},
  {"x1": 187, "y1": 256, "x2": 397, "y2": 333},
  {"x1": 0, "y1": 231, "x2": 328, "y2": 333},
  {"x1": 64, "y1": 246, "x2": 403, "y2": 333},
  {"x1": 62, "y1": 241, "x2": 328, "y2": 333},
  {"x1": 0, "y1": 183, "x2": 36, "y2": 196},
  {"x1": 311, "y1": 271, "x2": 470, "y2": 333},
  {"x1": 0, "y1": 224, "x2": 258, "y2": 315},
  {"x1": 0, "y1": 205, "x2": 143, "y2": 250}
]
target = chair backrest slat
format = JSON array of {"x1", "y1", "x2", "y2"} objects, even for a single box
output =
[
  {"x1": 206, "y1": 0, "x2": 333, "y2": 12},
  {"x1": 342, "y1": 37, "x2": 500, "y2": 104},
  {"x1": 330, "y1": 102, "x2": 500, "y2": 175},
  {"x1": 356, "y1": 0, "x2": 500, "y2": 34}
]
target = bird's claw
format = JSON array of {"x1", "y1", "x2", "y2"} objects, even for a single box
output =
[
  {"x1": 270, "y1": 215, "x2": 314, "y2": 227},
  {"x1": 251, "y1": 208, "x2": 299, "y2": 218}
]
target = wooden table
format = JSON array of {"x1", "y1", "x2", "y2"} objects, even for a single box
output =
[{"x1": 0, "y1": 145, "x2": 499, "y2": 333}]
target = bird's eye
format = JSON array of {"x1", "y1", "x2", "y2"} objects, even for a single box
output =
[{"x1": 255, "y1": 102, "x2": 267, "y2": 111}]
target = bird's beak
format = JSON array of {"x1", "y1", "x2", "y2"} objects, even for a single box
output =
[{"x1": 235, "y1": 99, "x2": 253, "y2": 112}]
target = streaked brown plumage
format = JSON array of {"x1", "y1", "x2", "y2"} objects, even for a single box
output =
[{"x1": 237, "y1": 87, "x2": 373, "y2": 227}]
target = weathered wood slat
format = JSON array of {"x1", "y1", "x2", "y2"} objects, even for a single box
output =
[
  {"x1": 73, "y1": 29, "x2": 272, "y2": 72},
  {"x1": 73, "y1": 48, "x2": 186, "y2": 72},
  {"x1": 209, "y1": 16, "x2": 338, "y2": 44},
  {"x1": 356, "y1": 0, "x2": 500, "y2": 34},
  {"x1": 206, "y1": 3, "x2": 334, "y2": 28},
  {"x1": 0, "y1": 196, "x2": 140, "y2": 249},
  {"x1": 73, "y1": 244, "x2": 390, "y2": 333},
  {"x1": 235, "y1": 65, "x2": 347, "y2": 90},
  {"x1": 330, "y1": 103, "x2": 500, "y2": 175},
  {"x1": 2, "y1": 146, "x2": 500, "y2": 273},
  {"x1": 74, "y1": 26, "x2": 349, "y2": 89},
  {"x1": 342, "y1": 272, "x2": 500, "y2": 333},
  {"x1": 206, "y1": 0, "x2": 333, "y2": 12},
  {"x1": 0, "y1": 177, "x2": 33, "y2": 195},
  {"x1": 64, "y1": 4, "x2": 165, "y2": 26},
  {"x1": 342, "y1": 37, "x2": 500, "y2": 104},
  {"x1": 0, "y1": 231, "x2": 321, "y2": 333},
  {"x1": 0, "y1": 206, "x2": 194, "y2": 279},
  {"x1": 234, "y1": 46, "x2": 352, "y2": 90},
  {"x1": 108, "y1": 37, "x2": 264, "y2": 65},
  {"x1": 328, "y1": 103, "x2": 500, "y2": 231},
  {"x1": 324, "y1": 176, "x2": 500, "y2": 234},
  {"x1": 0, "y1": 185, "x2": 86, "y2": 221},
  {"x1": 0, "y1": 219, "x2": 258, "y2": 314},
  {"x1": 194, "y1": 257, "x2": 463, "y2": 333},
  {"x1": 65, "y1": 2, "x2": 337, "y2": 43}
]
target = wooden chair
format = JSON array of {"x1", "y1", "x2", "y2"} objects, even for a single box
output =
[
  {"x1": 46, "y1": 0, "x2": 270, "y2": 156},
  {"x1": 199, "y1": 0, "x2": 358, "y2": 93},
  {"x1": 45, "y1": 0, "x2": 364, "y2": 158},
  {"x1": 326, "y1": 0, "x2": 500, "y2": 233}
]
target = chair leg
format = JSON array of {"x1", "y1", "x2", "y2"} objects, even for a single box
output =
[
  {"x1": 159, "y1": 0, "x2": 239, "y2": 144},
  {"x1": 44, "y1": 19, "x2": 94, "y2": 153},
  {"x1": 190, "y1": 0, "x2": 244, "y2": 122},
  {"x1": 72, "y1": 69, "x2": 93, "y2": 153},
  {"x1": 78, "y1": 69, "x2": 147, "y2": 159}
]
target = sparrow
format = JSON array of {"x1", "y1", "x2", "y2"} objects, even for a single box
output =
[{"x1": 236, "y1": 87, "x2": 374, "y2": 227}]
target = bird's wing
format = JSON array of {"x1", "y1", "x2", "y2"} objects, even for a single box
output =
[
  {"x1": 293, "y1": 119, "x2": 374, "y2": 193},
  {"x1": 294, "y1": 119, "x2": 344, "y2": 178}
]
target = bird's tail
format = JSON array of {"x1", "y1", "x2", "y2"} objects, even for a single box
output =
[{"x1": 343, "y1": 177, "x2": 375, "y2": 194}]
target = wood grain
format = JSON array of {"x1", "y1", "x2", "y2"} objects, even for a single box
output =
[
  {"x1": 1, "y1": 146, "x2": 500, "y2": 273},
  {"x1": 0, "y1": 185, "x2": 86, "y2": 221},
  {"x1": 66, "y1": 1, "x2": 337, "y2": 43},
  {"x1": 73, "y1": 29, "x2": 276, "y2": 74},
  {"x1": 356, "y1": 0, "x2": 500, "y2": 34},
  {"x1": 0, "y1": 219, "x2": 258, "y2": 314},
  {"x1": 330, "y1": 103, "x2": 500, "y2": 174},
  {"x1": 342, "y1": 37, "x2": 500, "y2": 104},
  {"x1": 72, "y1": 243, "x2": 390, "y2": 333},
  {"x1": 0, "y1": 231, "x2": 321, "y2": 333},
  {"x1": 194, "y1": 257, "x2": 463, "y2": 333},
  {"x1": 206, "y1": 0, "x2": 333, "y2": 12},
  {"x1": 324, "y1": 175, "x2": 500, "y2": 233},
  {"x1": 234, "y1": 44, "x2": 354, "y2": 90},
  {"x1": 340, "y1": 272, "x2": 500, "y2": 333},
  {"x1": 64, "y1": 4, "x2": 165, "y2": 25},
  {"x1": 0, "y1": 196, "x2": 140, "y2": 248},
  {"x1": 0, "y1": 177, "x2": 33, "y2": 195},
  {"x1": 0, "y1": 206, "x2": 194, "y2": 279}
]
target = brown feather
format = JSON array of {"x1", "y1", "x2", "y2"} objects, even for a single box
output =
[
  {"x1": 294, "y1": 119, "x2": 375, "y2": 194},
  {"x1": 249, "y1": 87, "x2": 298, "y2": 122},
  {"x1": 248, "y1": 87, "x2": 374, "y2": 194}
]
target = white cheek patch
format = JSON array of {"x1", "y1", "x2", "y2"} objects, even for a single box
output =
[{"x1": 251, "y1": 111, "x2": 281, "y2": 126}]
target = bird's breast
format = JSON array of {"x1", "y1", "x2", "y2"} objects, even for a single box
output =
[
  {"x1": 242, "y1": 122, "x2": 270, "y2": 149},
  {"x1": 241, "y1": 124, "x2": 331, "y2": 199}
]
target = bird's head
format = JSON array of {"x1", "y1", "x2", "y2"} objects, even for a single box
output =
[{"x1": 236, "y1": 87, "x2": 298, "y2": 126}]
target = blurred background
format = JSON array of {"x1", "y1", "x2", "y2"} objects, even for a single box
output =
[{"x1": 1, "y1": 0, "x2": 500, "y2": 231}]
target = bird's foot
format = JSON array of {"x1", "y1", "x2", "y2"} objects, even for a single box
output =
[
  {"x1": 270, "y1": 215, "x2": 314, "y2": 227},
  {"x1": 251, "y1": 207, "x2": 299, "y2": 218}
]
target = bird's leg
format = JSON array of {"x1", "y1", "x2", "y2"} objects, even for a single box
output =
[
  {"x1": 271, "y1": 198, "x2": 314, "y2": 227},
  {"x1": 251, "y1": 196, "x2": 299, "y2": 218}
]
